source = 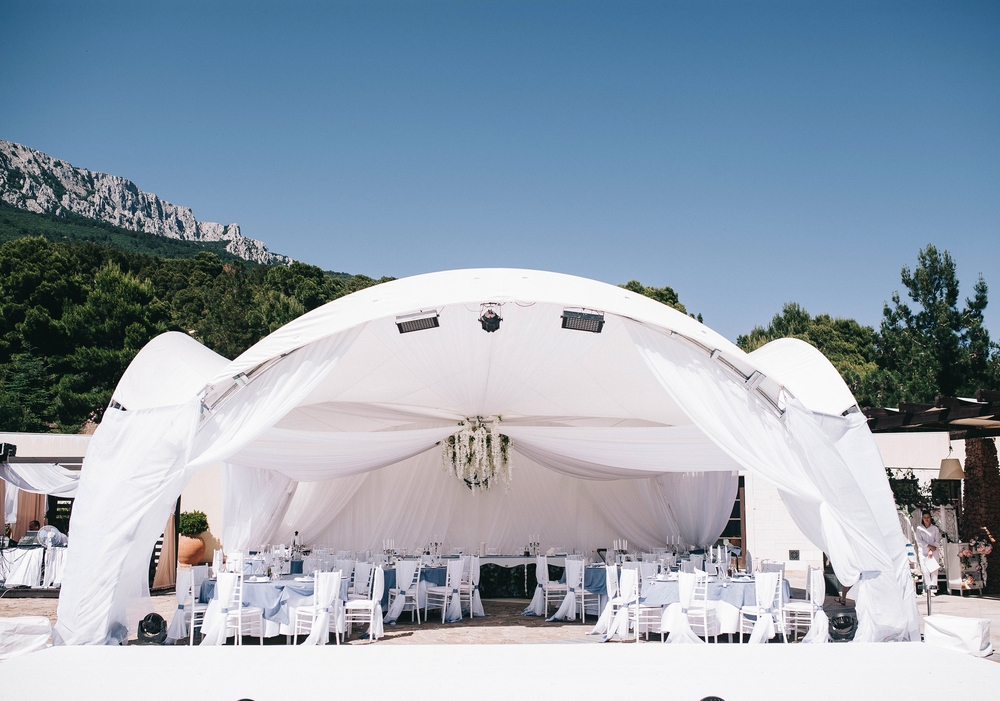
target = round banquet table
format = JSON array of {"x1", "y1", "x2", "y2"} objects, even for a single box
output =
[
  {"x1": 640, "y1": 577, "x2": 792, "y2": 609},
  {"x1": 200, "y1": 576, "x2": 342, "y2": 637}
]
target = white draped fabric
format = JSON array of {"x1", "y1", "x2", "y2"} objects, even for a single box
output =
[
  {"x1": 470, "y1": 556, "x2": 485, "y2": 617},
  {"x1": 302, "y1": 571, "x2": 341, "y2": 645},
  {"x1": 523, "y1": 555, "x2": 548, "y2": 616},
  {"x1": 665, "y1": 572, "x2": 705, "y2": 644},
  {"x1": 4, "y1": 483, "x2": 17, "y2": 525},
  {"x1": 0, "y1": 462, "x2": 79, "y2": 497},
  {"x1": 199, "y1": 572, "x2": 237, "y2": 646},
  {"x1": 53, "y1": 268, "x2": 918, "y2": 645},
  {"x1": 383, "y1": 560, "x2": 418, "y2": 624},
  {"x1": 746, "y1": 572, "x2": 780, "y2": 643},
  {"x1": 547, "y1": 559, "x2": 584, "y2": 621},
  {"x1": 166, "y1": 567, "x2": 193, "y2": 641}
]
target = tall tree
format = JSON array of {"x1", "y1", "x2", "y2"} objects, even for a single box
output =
[
  {"x1": 737, "y1": 303, "x2": 877, "y2": 404},
  {"x1": 866, "y1": 245, "x2": 998, "y2": 407}
]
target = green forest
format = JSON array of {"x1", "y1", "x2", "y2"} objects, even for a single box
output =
[{"x1": 0, "y1": 205, "x2": 997, "y2": 433}]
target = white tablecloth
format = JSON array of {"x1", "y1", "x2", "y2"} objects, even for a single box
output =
[{"x1": 2, "y1": 548, "x2": 43, "y2": 588}]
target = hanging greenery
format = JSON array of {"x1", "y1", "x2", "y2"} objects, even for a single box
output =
[{"x1": 442, "y1": 417, "x2": 511, "y2": 494}]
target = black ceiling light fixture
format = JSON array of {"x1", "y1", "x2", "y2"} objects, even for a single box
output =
[
  {"x1": 561, "y1": 309, "x2": 605, "y2": 333},
  {"x1": 395, "y1": 310, "x2": 440, "y2": 334},
  {"x1": 479, "y1": 303, "x2": 502, "y2": 333}
]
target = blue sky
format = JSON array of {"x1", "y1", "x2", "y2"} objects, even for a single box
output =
[{"x1": 1, "y1": 1, "x2": 998, "y2": 341}]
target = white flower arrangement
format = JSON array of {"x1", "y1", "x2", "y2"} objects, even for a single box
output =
[{"x1": 442, "y1": 416, "x2": 511, "y2": 494}]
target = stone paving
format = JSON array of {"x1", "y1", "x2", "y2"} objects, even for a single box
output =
[{"x1": 3, "y1": 590, "x2": 998, "y2": 653}]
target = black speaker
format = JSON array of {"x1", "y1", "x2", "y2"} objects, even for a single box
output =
[{"x1": 137, "y1": 613, "x2": 168, "y2": 644}]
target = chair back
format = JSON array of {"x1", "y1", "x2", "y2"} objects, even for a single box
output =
[
  {"x1": 564, "y1": 558, "x2": 585, "y2": 592},
  {"x1": 638, "y1": 562, "x2": 658, "y2": 594},
  {"x1": 371, "y1": 566, "x2": 385, "y2": 603},
  {"x1": 605, "y1": 564, "x2": 619, "y2": 599},
  {"x1": 680, "y1": 559, "x2": 694, "y2": 574},
  {"x1": 226, "y1": 551, "x2": 244, "y2": 574},
  {"x1": 693, "y1": 570, "x2": 710, "y2": 605},
  {"x1": 216, "y1": 572, "x2": 239, "y2": 611},
  {"x1": 461, "y1": 555, "x2": 472, "y2": 583},
  {"x1": 535, "y1": 556, "x2": 549, "y2": 586},
  {"x1": 212, "y1": 549, "x2": 224, "y2": 576},
  {"x1": 316, "y1": 571, "x2": 342, "y2": 609},
  {"x1": 618, "y1": 567, "x2": 639, "y2": 602},
  {"x1": 445, "y1": 558, "x2": 465, "y2": 588},
  {"x1": 190, "y1": 565, "x2": 209, "y2": 603},
  {"x1": 690, "y1": 554, "x2": 705, "y2": 570},
  {"x1": 754, "y1": 572, "x2": 780, "y2": 610},
  {"x1": 469, "y1": 556, "x2": 480, "y2": 589},
  {"x1": 175, "y1": 566, "x2": 193, "y2": 610},
  {"x1": 677, "y1": 571, "x2": 697, "y2": 608},
  {"x1": 395, "y1": 560, "x2": 419, "y2": 592},
  {"x1": 807, "y1": 566, "x2": 825, "y2": 606},
  {"x1": 354, "y1": 561, "x2": 373, "y2": 596}
]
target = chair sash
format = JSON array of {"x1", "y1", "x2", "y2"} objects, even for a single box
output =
[
  {"x1": 470, "y1": 556, "x2": 485, "y2": 617},
  {"x1": 601, "y1": 568, "x2": 640, "y2": 640},
  {"x1": 522, "y1": 556, "x2": 548, "y2": 616},
  {"x1": 199, "y1": 572, "x2": 238, "y2": 646},
  {"x1": 547, "y1": 559, "x2": 584, "y2": 621},
  {"x1": 384, "y1": 560, "x2": 418, "y2": 624},
  {"x1": 802, "y1": 566, "x2": 830, "y2": 643},
  {"x1": 444, "y1": 559, "x2": 464, "y2": 623},
  {"x1": 746, "y1": 572, "x2": 780, "y2": 643},
  {"x1": 353, "y1": 561, "x2": 373, "y2": 596},
  {"x1": 166, "y1": 567, "x2": 193, "y2": 640},
  {"x1": 303, "y1": 571, "x2": 342, "y2": 645},
  {"x1": 666, "y1": 571, "x2": 705, "y2": 644},
  {"x1": 369, "y1": 566, "x2": 385, "y2": 639}
]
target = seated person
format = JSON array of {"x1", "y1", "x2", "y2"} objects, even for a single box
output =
[{"x1": 27, "y1": 520, "x2": 40, "y2": 531}]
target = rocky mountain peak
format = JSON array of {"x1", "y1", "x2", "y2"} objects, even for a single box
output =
[{"x1": 0, "y1": 139, "x2": 291, "y2": 265}]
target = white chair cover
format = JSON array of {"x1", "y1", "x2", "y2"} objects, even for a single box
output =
[
  {"x1": 166, "y1": 567, "x2": 193, "y2": 641},
  {"x1": 602, "y1": 568, "x2": 639, "y2": 641},
  {"x1": 665, "y1": 571, "x2": 705, "y2": 644},
  {"x1": 588, "y1": 564, "x2": 619, "y2": 635},
  {"x1": 802, "y1": 567, "x2": 830, "y2": 643},
  {"x1": 302, "y1": 571, "x2": 341, "y2": 645},
  {"x1": 370, "y1": 566, "x2": 385, "y2": 638},
  {"x1": 0, "y1": 616, "x2": 51, "y2": 660},
  {"x1": 522, "y1": 556, "x2": 548, "y2": 616},
  {"x1": 747, "y1": 572, "x2": 779, "y2": 643},
  {"x1": 212, "y1": 549, "x2": 223, "y2": 576},
  {"x1": 547, "y1": 559, "x2": 584, "y2": 621},
  {"x1": 383, "y1": 560, "x2": 418, "y2": 624},
  {"x1": 353, "y1": 561, "x2": 372, "y2": 596},
  {"x1": 470, "y1": 555, "x2": 485, "y2": 617},
  {"x1": 444, "y1": 559, "x2": 464, "y2": 623},
  {"x1": 199, "y1": 572, "x2": 238, "y2": 646},
  {"x1": 638, "y1": 562, "x2": 658, "y2": 595}
]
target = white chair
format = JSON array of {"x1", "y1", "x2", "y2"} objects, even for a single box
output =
[
  {"x1": 542, "y1": 557, "x2": 569, "y2": 616},
  {"x1": 629, "y1": 564, "x2": 665, "y2": 639},
  {"x1": 760, "y1": 560, "x2": 786, "y2": 580},
  {"x1": 425, "y1": 559, "x2": 465, "y2": 623},
  {"x1": 739, "y1": 572, "x2": 786, "y2": 643},
  {"x1": 293, "y1": 570, "x2": 343, "y2": 645},
  {"x1": 523, "y1": 556, "x2": 549, "y2": 616},
  {"x1": 604, "y1": 568, "x2": 640, "y2": 640},
  {"x1": 459, "y1": 556, "x2": 485, "y2": 617},
  {"x1": 638, "y1": 562, "x2": 659, "y2": 595},
  {"x1": 227, "y1": 569, "x2": 264, "y2": 645},
  {"x1": 784, "y1": 565, "x2": 825, "y2": 641},
  {"x1": 547, "y1": 558, "x2": 597, "y2": 623},
  {"x1": 349, "y1": 561, "x2": 374, "y2": 600},
  {"x1": 166, "y1": 565, "x2": 209, "y2": 644},
  {"x1": 687, "y1": 570, "x2": 720, "y2": 642},
  {"x1": 386, "y1": 560, "x2": 422, "y2": 624},
  {"x1": 344, "y1": 566, "x2": 385, "y2": 642}
]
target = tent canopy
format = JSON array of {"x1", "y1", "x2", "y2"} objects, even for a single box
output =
[{"x1": 53, "y1": 268, "x2": 918, "y2": 645}]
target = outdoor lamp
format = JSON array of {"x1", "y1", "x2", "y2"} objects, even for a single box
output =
[{"x1": 938, "y1": 448, "x2": 965, "y2": 480}]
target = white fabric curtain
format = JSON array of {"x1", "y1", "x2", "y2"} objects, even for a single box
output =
[
  {"x1": 274, "y1": 473, "x2": 369, "y2": 545},
  {"x1": 626, "y1": 321, "x2": 919, "y2": 642},
  {"x1": 0, "y1": 463, "x2": 79, "y2": 497},
  {"x1": 221, "y1": 464, "x2": 296, "y2": 552},
  {"x1": 56, "y1": 328, "x2": 362, "y2": 646},
  {"x1": 656, "y1": 472, "x2": 738, "y2": 547},
  {"x1": 4, "y1": 483, "x2": 17, "y2": 525}
]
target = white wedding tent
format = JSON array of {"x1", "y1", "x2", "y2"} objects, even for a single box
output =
[{"x1": 53, "y1": 268, "x2": 919, "y2": 645}]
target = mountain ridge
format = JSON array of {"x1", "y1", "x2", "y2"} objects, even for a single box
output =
[{"x1": 0, "y1": 139, "x2": 291, "y2": 265}]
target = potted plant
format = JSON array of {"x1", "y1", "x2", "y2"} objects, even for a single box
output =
[{"x1": 178, "y1": 511, "x2": 209, "y2": 565}]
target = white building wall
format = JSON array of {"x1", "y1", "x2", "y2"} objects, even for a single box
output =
[
  {"x1": 180, "y1": 463, "x2": 224, "y2": 562},
  {"x1": 743, "y1": 471, "x2": 822, "y2": 589}
]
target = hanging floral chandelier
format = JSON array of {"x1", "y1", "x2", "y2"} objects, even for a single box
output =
[{"x1": 442, "y1": 417, "x2": 511, "y2": 494}]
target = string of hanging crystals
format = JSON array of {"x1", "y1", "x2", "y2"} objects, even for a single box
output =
[{"x1": 442, "y1": 416, "x2": 511, "y2": 493}]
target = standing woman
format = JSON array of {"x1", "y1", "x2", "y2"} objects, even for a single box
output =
[{"x1": 916, "y1": 510, "x2": 941, "y2": 594}]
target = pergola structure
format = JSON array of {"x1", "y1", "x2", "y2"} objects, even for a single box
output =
[{"x1": 864, "y1": 390, "x2": 1000, "y2": 440}]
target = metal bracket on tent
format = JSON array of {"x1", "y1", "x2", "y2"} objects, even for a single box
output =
[{"x1": 197, "y1": 349, "x2": 300, "y2": 422}]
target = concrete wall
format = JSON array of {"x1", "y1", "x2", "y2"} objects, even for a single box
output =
[
  {"x1": 743, "y1": 471, "x2": 821, "y2": 589},
  {"x1": 180, "y1": 463, "x2": 224, "y2": 562}
]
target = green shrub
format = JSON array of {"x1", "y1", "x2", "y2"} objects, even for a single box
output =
[{"x1": 178, "y1": 510, "x2": 209, "y2": 537}]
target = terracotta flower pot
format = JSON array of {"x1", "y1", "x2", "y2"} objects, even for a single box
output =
[{"x1": 178, "y1": 534, "x2": 206, "y2": 565}]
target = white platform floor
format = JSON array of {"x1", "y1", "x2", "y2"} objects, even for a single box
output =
[{"x1": 3, "y1": 642, "x2": 998, "y2": 701}]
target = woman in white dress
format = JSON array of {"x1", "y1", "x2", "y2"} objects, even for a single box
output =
[{"x1": 915, "y1": 510, "x2": 940, "y2": 594}]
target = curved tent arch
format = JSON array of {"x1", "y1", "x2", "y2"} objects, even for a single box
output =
[{"x1": 53, "y1": 268, "x2": 918, "y2": 645}]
